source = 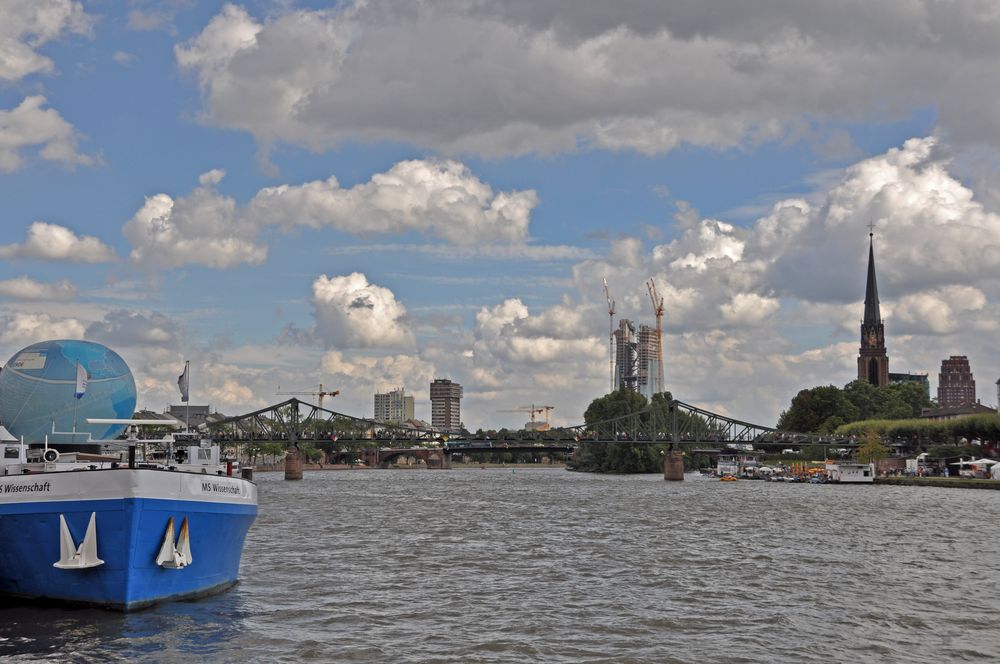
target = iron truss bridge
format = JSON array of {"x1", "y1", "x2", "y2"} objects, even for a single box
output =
[
  {"x1": 208, "y1": 398, "x2": 461, "y2": 446},
  {"x1": 497, "y1": 400, "x2": 857, "y2": 449},
  {"x1": 206, "y1": 397, "x2": 856, "y2": 450}
]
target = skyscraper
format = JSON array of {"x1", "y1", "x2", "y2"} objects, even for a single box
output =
[
  {"x1": 613, "y1": 319, "x2": 658, "y2": 397},
  {"x1": 430, "y1": 379, "x2": 462, "y2": 430},
  {"x1": 938, "y1": 356, "x2": 976, "y2": 407},
  {"x1": 374, "y1": 387, "x2": 414, "y2": 423},
  {"x1": 857, "y1": 232, "x2": 889, "y2": 386}
]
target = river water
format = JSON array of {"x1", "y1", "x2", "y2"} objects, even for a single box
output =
[{"x1": 1, "y1": 468, "x2": 999, "y2": 663}]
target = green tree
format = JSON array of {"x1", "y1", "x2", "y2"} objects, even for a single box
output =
[
  {"x1": 777, "y1": 385, "x2": 858, "y2": 432},
  {"x1": 855, "y1": 430, "x2": 889, "y2": 463},
  {"x1": 886, "y1": 382, "x2": 933, "y2": 417},
  {"x1": 571, "y1": 390, "x2": 675, "y2": 474},
  {"x1": 260, "y1": 442, "x2": 285, "y2": 463},
  {"x1": 584, "y1": 389, "x2": 648, "y2": 425}
]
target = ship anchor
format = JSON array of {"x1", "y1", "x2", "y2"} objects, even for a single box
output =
[
  {"x1": 156, "y1": 516, "x2": 193, "y2": 569},
  {"x1": 54, "y1": 513, "x2": 105, "y2": 569}
]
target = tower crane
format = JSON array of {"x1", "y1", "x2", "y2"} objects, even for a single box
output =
[
  {"x1": 496, "y1": 405, "x2": 555, "y2": 431},
  {"x1": 275, "y1": 383, "x2": 340, "y2": 409},
  {"x1": 603, "y1": 277, "x2": 616, "y2": 392},
  {"x1": 646, "y1": 277, "x2": 665, "y2": 396}
]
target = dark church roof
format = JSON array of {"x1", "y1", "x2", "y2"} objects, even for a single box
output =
[{"x1": 863, "y1": 234, "x2": 881, "y2": 325}]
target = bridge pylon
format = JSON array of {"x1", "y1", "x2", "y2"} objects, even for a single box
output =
[{"x1": 663, "y1": 449, "x2": 684, "y2": 481}]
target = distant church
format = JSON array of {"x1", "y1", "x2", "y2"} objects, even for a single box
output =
[{"x1": 858, "y1": 232, "x2": 889, "y2": 386}]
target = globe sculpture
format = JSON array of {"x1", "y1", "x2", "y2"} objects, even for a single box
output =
[{"x1": 0, "y1": 340, "x2": 137, "y2": 444}]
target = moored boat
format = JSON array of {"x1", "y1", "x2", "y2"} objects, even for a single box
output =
[
  {"x1": 0, "y1": 340, "x2": 257, "y2": 611},
  {"x1": 825, "y1": 461, "x2": 875, "y2": 484},
  {"x1": 0, "y1": 428, "x2": 257, "y2": 610}
]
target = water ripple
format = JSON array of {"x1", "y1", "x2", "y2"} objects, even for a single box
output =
[{"x1": 2, "y1": 469, "x2": 1000, "y2": 662}]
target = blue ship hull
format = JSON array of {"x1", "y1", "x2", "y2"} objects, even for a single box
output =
[{"x1": 0, "y1": 471, "x2": 257, "y2": 611}]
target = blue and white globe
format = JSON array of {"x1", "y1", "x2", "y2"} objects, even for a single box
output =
[{"x1": 0, "y1": 340, "x2": 137, "y2": 444}]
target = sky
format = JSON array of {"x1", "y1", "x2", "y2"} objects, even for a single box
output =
[{"x1": 2, "y1": 0, "x2": 1000, "y2": 430}]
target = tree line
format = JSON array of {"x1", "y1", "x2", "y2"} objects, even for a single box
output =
[{"x1": 777, "y1": 380, "x2": 932, "y2": 433}]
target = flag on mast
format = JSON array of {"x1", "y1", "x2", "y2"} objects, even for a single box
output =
[
  {"x1": 177, "y1": 361, "x2": 190, "y2": 403},
  {"x1": 74, "y1": 362, "x2": 88, "y2": 399}
]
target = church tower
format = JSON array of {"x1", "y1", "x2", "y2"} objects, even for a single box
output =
[{"x1": 857, "y1": 232, "x2": 889, "y2": 386}]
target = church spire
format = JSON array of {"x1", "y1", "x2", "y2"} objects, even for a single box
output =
[
  {"x1": 858, "y1": 229, "x2": 889, "y2": 387},
  {"x1": 863, "y1": 233, "x2": 881, "y2": 325}
]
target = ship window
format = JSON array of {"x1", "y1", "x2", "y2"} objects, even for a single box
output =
[
  {"x1": 198, "y1": 449, "x2": 212, "y2": 461},
  {"x1": 863, "y1": 470, "x2": 870, "y2": 476},
  {"x1": 4, "y1": 447, "x2": 19, "y2": 459}
]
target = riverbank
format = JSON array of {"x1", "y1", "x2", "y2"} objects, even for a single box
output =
[
  {"x1": 254, "y1": 461, "x2": 566, "y2": 473},
  {"x1": 875, "y1": 476, "x2": 1000, "y2": 490}
]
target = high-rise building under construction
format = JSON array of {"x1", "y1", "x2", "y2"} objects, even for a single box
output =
[{"x1": 613, "y1": 319, "x2": 659, "y2": 398}]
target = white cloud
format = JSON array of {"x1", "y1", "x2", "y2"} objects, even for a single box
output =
[
  {"x1": 659, "y1": 220, "x2": 745, "y2": 272},
  {"x1": 0, "y1": 0, "x2": 92, "y2": 81},
  {"x1": 112, "y1": 50, "x2": 137, "y2": 66},
  {"x1": 0, "y1": 221, "x2": 115, "y2": 263},
  {"x1": 471, "y1": 297, "x2": 604, "y2": 404},
  {"x1": 0, "y1": 312, "x2": 85, "y2": 346},
  {"x1": 85, "y1": 310, "x2": 183, "y2": 349},
  {"x1": 176, "y1": 2, "x2": 1000, "y2": 158},
  {"x1": 0, "y1": 96, "x2": 95, "y2": 172},
  {"x1": 321, "y1": 350, "x2": 435, "y2": 391},
  {"x1": 125, "y1": 160, "x2": 541, "y2": 269},
  {"x1": 247, "y1": 159, "x2": 537, "y2": 245},
  {"x1": 311, "y1": 273, "x2": 414, "y2": 349},
  {"x1": 607, "y1": 237, "x2": 644, "y2": 268},
  {"x1": 0, "y1": 276, "x2": 76, "y2": 301},
  {"x1": 891, "y1": 286, "x2": 987, "y2": 336},
  {"x1": 127, "y1": 9, "x2": 173, "y2": 32},
  {"x1": 325, "y1": 243, "x2": 594, "y2": 262},
  {"x1": 212, "y1": 377, "x2": 254, "y2": 408},
  {"x1": 765, "y1": 138, "x2": 1000, "y2": 301},
  {"x1": 122, "y1": 170, "x2": 267, "y2": 269},
  {"x1": 719, "y1": 293, "x2": 780, "y2": 326},
  {"x1": 174, "y1": 4, "x2": 261, "y2": 79}
]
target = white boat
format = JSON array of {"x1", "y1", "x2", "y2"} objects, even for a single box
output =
[
  {"x1": 0, "y1": 424, "x2": 257, "y2": 610},
  {"x1": 825, "y1": 462, "x2": 875, "y2": 484}
]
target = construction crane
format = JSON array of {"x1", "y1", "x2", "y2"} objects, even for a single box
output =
[
  {"x1": 646, "y1": 277, "x2": 665, "y2": 396},
  {"x1": 496, "y1": 405, "x2": 555, "y2": 431},
  {"x1": 275, "y1": 383, "x2": 340, "y2": 409},
  {"x1": 603, "y1": 277, "x2": 615, "y2": 392}
]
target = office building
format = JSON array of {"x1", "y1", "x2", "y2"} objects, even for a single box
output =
[
  {"x1": 430, "y1": 379, "x2": 462, "y2": 430},
  {"x1": 937, "y1": 356, "x2": 976, "y2": 407},
  {"x1": 889, "y1": 372, "x2": 930, "y2": 398},
  {"x1": 374, "y1": 387, "x2": 414, "y2": 424}
]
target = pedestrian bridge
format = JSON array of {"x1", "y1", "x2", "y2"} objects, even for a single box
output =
[{"x1": 207, "y1": 397, "x2": 856, "y2": 451}]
